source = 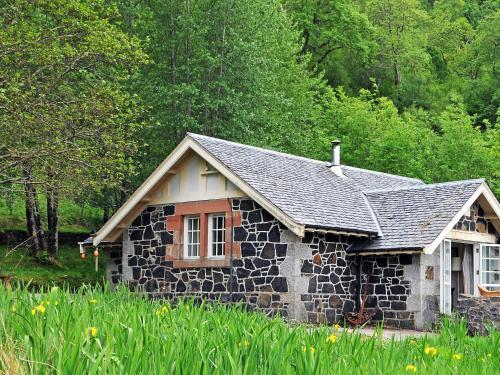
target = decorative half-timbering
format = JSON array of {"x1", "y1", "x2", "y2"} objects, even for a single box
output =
[{"x1": 84, "y1": 133, "x2": 500, "y2": 330}]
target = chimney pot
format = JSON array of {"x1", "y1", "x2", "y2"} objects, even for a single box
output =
[{"x1": 332, "y1": 140, "x2": 340, "y2": 166}]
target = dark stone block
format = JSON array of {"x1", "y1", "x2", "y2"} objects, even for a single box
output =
[
  {"x1": 248, "y1": 210, "x2": 262, "y2": 223},
  {"x1": 366, "y1": 295, "x2": 378, "y2": 308},
  {"x1": 325, "y1": 233, "x2": 340, "y2": 243},
  {"x1": 202, "y1": 280, "x2": 213, "y2": 292},
  {"x1": 155, "y1": 246, "x2": 166, "y2": 257},
  {"x1": 390, "y1": 285, "x2": 406, "y2": 295},
  {"x1": 254, "y1": 257, "x2": 271, "y2": 269},
  {"x1": 268, "y1": 265, "x2": 279, "y2": 275},
  {"x1": 131, "y1": 215, "x2": 141, "y2": 227},
  {"x1": 144, "y1": 279, "x2": 158, "y2": 292},
  {"x1": 160, "y1": 231, "x2": 173, "y2": 245},
  {"x1": 343, "y1": 300, "x2": 355, "y2": 314},
  {"x1": 257, "y1": 294, "x2": 271, "y2": 308},
  {"x1": 237, "y1": 268, "x2": 251, "y2": 278},
  {"x1": 234, "y1": 227, "x2": 248, "y2": 241},
  {"x1": 302, "y1": 232, "x2": 314, "y2": 244},
  {"x1": 329, "y1": 295, "x2": 343, "y2": 308},
  {"x1": 268, "y1": 226, "x2": 281, "y2": 242},
  {"x1": 190, "y1": 280, "x2": 201, "y2": 292},
  {"x1": 152, "y1": 267, "x2": 165, "y2": 278},
  {"x1": 275, "y1": 244, "x2": 287, "y2": 257},
  {"x1": 318, "y1": 275, "x2": 329, "y2": 282},
  {"x1": 337, "y1": 258, "x2": 346, "y2": 267},
  {"x1": 257, "y1": 232, "x2": 267, "y2": 241},
  {"x1": 213, "y1": 271, "x2": 224, "y2": 283},
  {"x1": 240, "y1": 200, "x2": 254, "y2": 211},
  {"x1": 383, "y1": 268, "x2": 395, "y2": 277},
  {"x1": 391, "y1": 301, "x2": 406, "y2": 310},
  {"x1": 244, "y1": 258, "x2": 255, "y2": 270},
  {"x1": 132, "y1": 267, "x2": 141, "y2": 280},
  {"x1": 128, "y1": 256, "x2": 137, "y2": 267},
  {"x1": 241, "y1": 242, "x2": 256, "y2": 257},
  {"x1": 257, "y1": 222, "x2": 272, "y2": 231},
  {"x1": 232, "y1": 259, "x2": 244, "y2": 267},
  {"x1": 254, "y1": 277, "x2": 265, "y2": 285},
  {"x1": 376, "y1": 257, "x2": 388, "y2": 267},
  {"x1": 261, "y1": 209, "x2": 274, "y2": 222},
  {"x1": 143, "y1": 226, "x2": 154, "y2": 240},
  {"x1": 271, "y1": 277, "x2": 288, "y2": 292},
  {"x1": 308, "y1": 276, "x2": 317, "y2": 293},
  {"x1": 372, "y1": 309, "x2": 384, "y2": 321},
  {"x1": 335, "y1": 283, "x2": 344, "y2": 294},
  {"x1": 176, "y1": 281, "x2": 186, "y2": 292},
  {"x1": 138, "y1": 257, "x2": 147, "y2": 266},
  {"x1": 142, "y1": 213, "x2": 151, "y2": 226},
  {"x1": 130, "y1": 229, "x2": 143, "y2": 241},
  {"x1": 330, "y1": 273, "x2": 340, "y2": 284},
  {"x1": 213, "y1": 283, "x2": 226, "y2": 292},
  {"x1": 164, "y1": 271, "x2": 178, "y2": 282},
  {"x1": 153, "y1": 221, "x2": 165, "y2": 232},
  {"x1": 228, "y1": 276, "x2": 238, "y2": 292},
  {"x1": 301, "y1": 260, "x2": 314, "y2": 274},
  {"x1": 163, "y1": 205, "x2": 175, "y2": 216},
  {"x1": 399, "y1": 254, "x2": 412, "y2": 265},
  {"x1": 261, "y1": 243, "x2": 275, "y2": 259},
  {"x1": 375, "y1": 284, "x2": 386, "y2": 295},
  {"x1": 244, "y1": 278, "x2": 254, "y2": 292},
  {"x1": 321, "y1": 284, "x2": 335, "y2": 293}
]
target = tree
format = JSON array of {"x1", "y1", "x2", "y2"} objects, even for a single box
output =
[{"x1": 0, "y1": 0, "x2": 147, "y2": 257}]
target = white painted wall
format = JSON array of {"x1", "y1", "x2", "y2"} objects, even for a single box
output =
[{"x1": 149, "y1": 153, "x2": 246, "y2": 204}]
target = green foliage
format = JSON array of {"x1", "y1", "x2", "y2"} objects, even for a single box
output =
[
  {"x1": 0, "y1": 245, "x2": 105, "y2": 289},
  {"x1": 0, "y1": 287, "x2": 499, "y2": 373}
]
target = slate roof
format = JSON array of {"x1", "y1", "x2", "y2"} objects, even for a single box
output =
[
  {"x1": 350, "y1": 179, "x2": 484, "y2": 252},
  {"x1": 189, "y1": 133, "x2": 424, "y2": 236}
]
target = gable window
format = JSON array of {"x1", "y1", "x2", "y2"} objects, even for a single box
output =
[
  {"x1": 208, "y1": 214, "x2": 226, "y2": 257},
  {"x1": 184, "y1": 216, "x2": 200, "y2": 258},
  {"x1": 480, "y1": 245, "x2": 500, "y2": 291}
]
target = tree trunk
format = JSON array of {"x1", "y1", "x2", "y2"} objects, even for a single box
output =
[
  {"x1": 46, "y1": 184, "x2": 59, "y2": 259},
  {"x1": 23, "y1": 165, "x2": 44, "y2": 256}
]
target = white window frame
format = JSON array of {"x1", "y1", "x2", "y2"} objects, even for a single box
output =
[
  {"x1": 184, "y1": 215, "x2": 200, "y2": 258},
  {"x1": 439, "y1": 239, "x2": 452, "y2": 315},
  {"x1": 479, "y1": 244, "x2": 500, "y2": 290},
  {"x1": 208, "y1": 213, "x2": 226, "y2": 258}
]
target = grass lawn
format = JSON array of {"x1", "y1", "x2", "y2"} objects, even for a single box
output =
[
  {"x1": 0, "y1": 287, "x2": 498, "y2": 374},
  {"x1": 0, "y1": 245, "x2": 106, "y2": 289}
]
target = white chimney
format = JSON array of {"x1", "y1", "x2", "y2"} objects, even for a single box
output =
[{"x1": 330, "y1": 140, "x2": 344, "y2": 176}]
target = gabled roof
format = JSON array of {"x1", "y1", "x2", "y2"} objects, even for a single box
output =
[
  {"x1": 350, "y1": 179, "x2": 499, "y2": 254},
  {"x1": 189, "y1": 133, "x2": 422, "y2": 235},
  {"x1": 93, "y1": 133, "x2": 499, "y2": 253}
]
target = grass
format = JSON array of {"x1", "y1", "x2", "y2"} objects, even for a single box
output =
[
  {"x1": 0, "y1": 286, "x2": 498, "y2": 374},
  {"x1": 0, "y1": 245, "x2": 106, "y2": 289},
  {"x1": 0, "y1": 195, "x2": 102, "y2": 233}
]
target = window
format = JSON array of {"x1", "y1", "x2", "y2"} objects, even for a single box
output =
[
  {"x1": 480, "y1": 245, "x2": 500, "y2": 291},
  {"x1": 184, "y1": 216, "x2": 200, "y2": 258},
  {"x1": 208, "y1": 214, "x2": 226, "y2": 257}
]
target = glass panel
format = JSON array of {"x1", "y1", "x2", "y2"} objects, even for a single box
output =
[
  {"x1": 482, "y1": 272, "x2": 500, "y2": 285},
  {"x1": 482, "y1": 259, "x2": 500, "y2": 272}
]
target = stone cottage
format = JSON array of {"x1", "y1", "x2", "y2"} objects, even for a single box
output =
[{"x1": 81, "y1": 133, "x2": 500, "y2": 329}]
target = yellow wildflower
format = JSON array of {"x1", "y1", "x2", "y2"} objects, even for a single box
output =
[
  {"x1": 334, "y1": 323, "x2": 341, "y2": 330},
  {"x1": 11, "y1": 305, "x2": 16, "y2": 313},
  {"x1": 89, "y1": 299, "x2": 97, "y2": 305},
  {"x1": 87, "y1": 327, "x2": 98, "y2": 337},
  {"x1": 31, "y1": 308, "x2": 36, "y2": 315},
  {"x1": 31, "y1": 304, "x2": 46, "y2": 315},
  {"x1": 243, "y1": 340, "x2": 250, "y2": 348},
  {"x1": 302, "y1": 346, "x2": 315, "y2": 353},
  {"x1": 405, "y1": 364, "x2": 417, "y2": 372},
  {"x1": 162, "y1": 306, "x2": 169, "y2": 313},
  {"x1": 453, "y1": 354, "x2": 462, "y2": 361},
  {"x1": 410, "y1": 339, "x2": 417, "y2": 345},
  {"x1": 156, "y1": 309, "x2": 161, "y2": 316},
  {"x1": 424, "y1": 347, "x2": 437, "y2": 356},
  {"x1": 326, "y1": 334, "x2": 337, "y2": 344}
]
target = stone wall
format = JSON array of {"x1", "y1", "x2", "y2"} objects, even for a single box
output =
[
  {"x1": 454, "y1": 201, "x2": 498, "y2": 237},
  {"x1": 107, "y1": 198, "x2": 423, "y2": 327},
  {"x1": 298, "y1": 232, "x2": 415, "y2": 328},
  {"x1": 456, "y1": 295, "x2": 500, "y2": 335},
  {"x1": 119, "y1": 199, "x2": 291, "y2": 317}
]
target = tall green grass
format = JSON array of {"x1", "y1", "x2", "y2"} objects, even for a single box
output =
[{"x1": 0, "y1": 285, "x2": 498, "y2": 374}]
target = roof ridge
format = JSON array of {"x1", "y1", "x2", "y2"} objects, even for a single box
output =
[
  {"x1": 188, "y1": 133, "x2": 330, "y2": 165},
  {"x1": 342, "y1": 165, "x2": 423, "y2": 183},
  {"x1": 365, "y1": 179, "x2": 485, "y2": 194}
]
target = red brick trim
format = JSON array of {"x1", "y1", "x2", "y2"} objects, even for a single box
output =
[{"x1": 166, "y1": 199, "x2": 242, "y2": 265}]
